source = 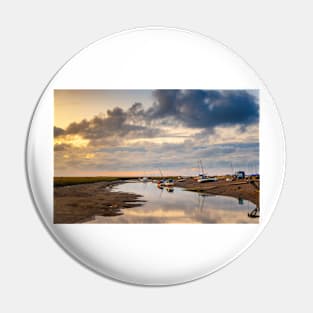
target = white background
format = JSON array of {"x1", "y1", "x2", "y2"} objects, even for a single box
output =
[{"x1": 0, "y1": 1, "x2": 311, "y2": 312}]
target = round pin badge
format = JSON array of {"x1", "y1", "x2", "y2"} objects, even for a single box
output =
[{"x1": 26, "y1": 27, "x2": 285, "y2": 285}]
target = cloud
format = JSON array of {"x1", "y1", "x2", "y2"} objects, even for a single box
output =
[
  {"x1": 54, "y1": 106, "x2": 163, "y2": 144},
  {"x1": 54, "y1": 90, "x2": 259, "y2": 175},
  {"x1": 54, "y1": 139, "x2": 259, "y2": 176},
  {"x1": 143, "y1": 90, "x2": 259, "y2": 130},
  {"x1": 54, "y1": 143, "x2": 70, "y2": 151},
  {"x1": 55, "y1": 90, "x2": 258, "y2": 141},
  {"x1": 82, "y1": 141, "x2": 259, "y2": 173},
  {"x1": 54, "y1": 126, "x2": 65, "y2": 137}
]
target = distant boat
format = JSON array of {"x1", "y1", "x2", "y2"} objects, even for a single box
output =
[
  {"x1": 139, "y1": 177, "x2": 148, "y2": 182},
  {"x1": 156, "y1": 168, "x2": 167, "y2": 187},
  {"x1": 157, "y1": 179, "x2": 166, "y2": 187},
  {"x1": 195, "y1": 160, "x2": 217, "y2": 183},
  {"x1": 197, "y1": 175, "x2": 217, "y2": 183},
  {"x1": 164, "y1": 179, "x2": 174, "y2": 186}
]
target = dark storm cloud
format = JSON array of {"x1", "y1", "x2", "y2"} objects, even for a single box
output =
[
  {"x1": 141, "y1": 90, "x2": 259, "y2": 129},
  {"x1": 54, "y1": 90, "x2": 258, "y2": 143}
]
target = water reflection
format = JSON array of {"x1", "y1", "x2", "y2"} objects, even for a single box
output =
[{"x1": 88, "y1": 182, "x2": 259, "y2": 224}]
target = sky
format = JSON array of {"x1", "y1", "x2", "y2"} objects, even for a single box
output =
[{"x1": 54, "y1": 89, "x2": 259, "y2": 177}]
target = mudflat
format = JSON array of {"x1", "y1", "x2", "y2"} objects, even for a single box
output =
[
  {"x1": 175, "y1": 178, "x2": 259, "y2": 208},
  {"x1": 54, "y1": 181, "x2": 144, "y2": 224}
]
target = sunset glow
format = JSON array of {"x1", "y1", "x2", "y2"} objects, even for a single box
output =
[{"x1": 54, "y1": 89, "x2": 259, "y2": 177}]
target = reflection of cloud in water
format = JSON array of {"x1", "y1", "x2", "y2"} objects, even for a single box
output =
[
  {"x1": 88, "y1": 205, "x2": 258, "y2": 224},
  {"x1": 86, "y1": 182, "x2": 258, "y2": 224}
]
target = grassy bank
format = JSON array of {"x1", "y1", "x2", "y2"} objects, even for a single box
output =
[
  {"x1": 54, "y1": 176, "x2": 182, "y2": 187},
  {"x1": 54, "y1": 176, "x2": 132, "y2": 187}
]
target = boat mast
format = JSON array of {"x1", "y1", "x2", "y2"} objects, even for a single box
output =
[
  {"x1": 200, "y1": 160, "x2": 204, "y2": 175},
  {"x1": 159, "y1": 168, "x2": 164, "y2": 178}
]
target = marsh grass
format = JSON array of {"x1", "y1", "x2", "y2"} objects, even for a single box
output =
[{"x1": 54, "y1": 176, "x2": 130, "y2": 187}]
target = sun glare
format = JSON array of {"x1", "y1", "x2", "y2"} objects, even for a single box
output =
[{"x1": 54, "y1": 134, "x2": 90, "y2": 148}]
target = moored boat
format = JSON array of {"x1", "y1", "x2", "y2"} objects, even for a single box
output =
[
  {"x1": 197, "y1": 176, "x2": 217, "y2": 183},
  {"x1": 157, "y1": 179, "x2": 166, "y2": 187},
  {"x1": 164, "y1": 179, "x2": 174, "y2": 186}
]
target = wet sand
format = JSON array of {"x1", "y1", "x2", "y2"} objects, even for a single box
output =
[
  {"x1": 54, "y1": 181, "x2": 144, "y2": 223},
  {"x1": 175, "y1": 178, "x2": 259, "y2": 208}
]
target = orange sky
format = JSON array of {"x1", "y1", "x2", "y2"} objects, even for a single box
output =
[{"x1": 54, "y1": 90, "x2": 153, "y2": 129}]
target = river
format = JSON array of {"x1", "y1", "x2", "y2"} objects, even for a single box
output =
[{"x1": 88, "y1": 181, "x2": 258, "y2": 224}]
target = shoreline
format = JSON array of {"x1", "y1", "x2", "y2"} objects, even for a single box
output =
[
  {"x1": 54, "y1": 180, "x2": 144, "y2": 224},
  {"x1": 175, "y1": 178, "x2": 259, "y2": 208},
  {"x1": 54, "y1": 178, "x2": 259, "y2": 224}
]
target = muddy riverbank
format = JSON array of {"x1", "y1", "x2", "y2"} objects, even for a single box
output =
[
  {"x1": 54, "y1": 178, "x2": 259, "y2": 224},
  {"x1": 54, "y1": 181, "x2": 144, "y2": 223},
  {"x1": 175, "y1": 178, "x2": 259, "y2": 208}
]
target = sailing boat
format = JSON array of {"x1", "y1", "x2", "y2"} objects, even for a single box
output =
[
  {"x1": 164, "y1": 179, "x2": 174, "y2": 187},
  {"x1": 157, "y1": 168, "x2": 166, "y2": 187},
  {"x1": 139, "y1": 170, "x2": 148, "y2": 182},
  {"x1": 197, "y1": 160, "x2": 217, "y2": 183}
]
